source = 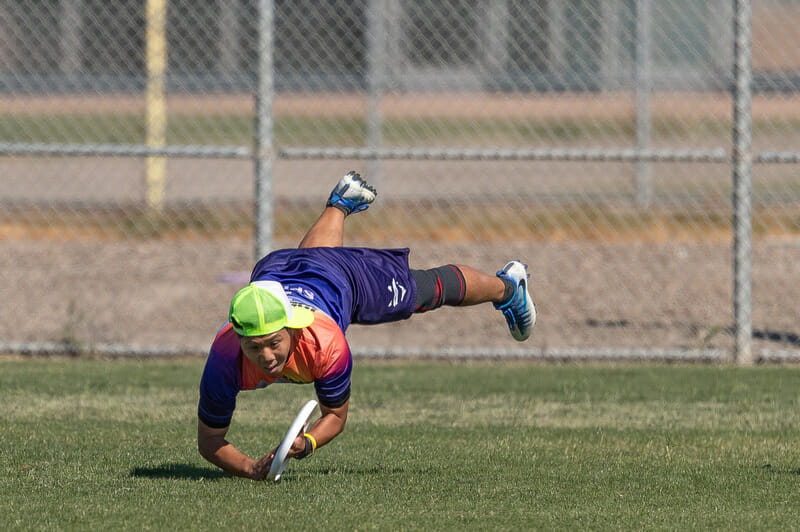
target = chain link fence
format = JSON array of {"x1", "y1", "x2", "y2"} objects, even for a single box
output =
[{"x1": 0, "y1": 0, "x2": 798, "y2": 362}]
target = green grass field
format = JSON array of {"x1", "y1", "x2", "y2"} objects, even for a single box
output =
[{"x1": 2, "y1": 358, "x2": 799, "y2": 530}]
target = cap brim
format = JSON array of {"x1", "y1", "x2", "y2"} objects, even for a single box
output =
[{"x1": 285, "y1": 304, "x2": 315, "y2": 329}]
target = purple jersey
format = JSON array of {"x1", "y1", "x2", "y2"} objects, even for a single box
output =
[{"x1": 249, "y1": 247, "x2": 417, "y2": 331}]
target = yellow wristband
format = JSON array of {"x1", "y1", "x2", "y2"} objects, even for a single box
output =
[{"x1": 303, "y1": 432, "x2": 317, "y2": 453}]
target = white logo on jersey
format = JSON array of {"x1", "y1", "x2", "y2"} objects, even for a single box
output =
[
  {"x1": 387, "y1": 278, "x2": 407, "y2": 307},
  {"x1": 285, "y1": 285, "x2": 315, "y2": 300}
]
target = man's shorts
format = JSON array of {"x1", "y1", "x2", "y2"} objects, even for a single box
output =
[{"x1": 250, "y1": 247, "x2": 418, "y2": 332}]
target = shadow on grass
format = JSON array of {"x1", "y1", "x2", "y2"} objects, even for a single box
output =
[
  {"x1": 130, "y1": 463, "x2": 426, "y2": 482},
  {"x1": 760, "y1": 464, "x2": 800, "y2": 475},
  {"x1": 753, "y1": 330, "x2": 800, "y2": 347},
  {"x1": 130, "y1": 462, "x2": 228, "y2": 481},
  {"x1": 584, "y1": 319, "x2": 800, "y2": 348}
]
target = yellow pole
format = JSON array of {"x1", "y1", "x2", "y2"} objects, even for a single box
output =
[{"x1": 145, "y1": 0, "x2": 167, "y2": 211}]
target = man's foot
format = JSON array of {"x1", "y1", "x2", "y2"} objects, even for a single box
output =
[
  {"x1": 326, "y1": 171, "x2": 377, "y2": 215},
  {"x1": 494, "y1": 261, "x2": 536, "y2": 341}
]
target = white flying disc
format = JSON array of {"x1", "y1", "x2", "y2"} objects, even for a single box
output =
[{"x1": 268, "y1": 399, "x2": 318, "y2": 482}]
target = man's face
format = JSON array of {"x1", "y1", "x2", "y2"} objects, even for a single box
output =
[{"x1": 239, "y1": 328, "x2": 294, "y2": 376}]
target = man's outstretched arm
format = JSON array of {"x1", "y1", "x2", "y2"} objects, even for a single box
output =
[
  {"x1": 198, "y1": 420, "x2": 274, "y2": 481},
  {"x1": 197, "y1": 399, "x2": 349, "y2": 481},
  {"x1": 296, "y1": 399, "x2": 349, "y2": 452}
]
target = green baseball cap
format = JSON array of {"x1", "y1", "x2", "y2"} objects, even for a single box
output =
[{"x1": 228, "y1": 280, "x2": 315, "y2": 337}]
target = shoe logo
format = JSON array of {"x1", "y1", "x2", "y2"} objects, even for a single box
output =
[{"x1": 387, "y1": 278, "x2": 407, "y2": 308}]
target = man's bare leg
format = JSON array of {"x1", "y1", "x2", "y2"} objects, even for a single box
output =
[
  {"x1": 413, "y1": 262, "x2": 535, "y2": 341},
  {"x1": 298, "y1": 207, "x2": 346, "y2": 249},
  {"x1": 454, "y1": 265, "x2": 507, "y2": 305}
]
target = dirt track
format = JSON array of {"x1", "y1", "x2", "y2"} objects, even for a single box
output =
[{"x1": 2, "y1": 232, "x2": 799, "y2": 358}]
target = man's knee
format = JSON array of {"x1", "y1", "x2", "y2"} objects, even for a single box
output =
[{"x1": 410, "y1": 265, "x2": 466, "y2": 312}]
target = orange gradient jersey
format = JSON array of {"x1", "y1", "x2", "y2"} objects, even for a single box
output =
[{"x1": 198, "y1": 310, "x2": 352, "y2": 428}]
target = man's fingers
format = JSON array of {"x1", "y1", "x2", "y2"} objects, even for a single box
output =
[{"x1": 251, "y1": 452, "x2": 275, "y2": 481}]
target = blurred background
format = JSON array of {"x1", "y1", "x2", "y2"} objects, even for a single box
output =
[{"x1": 0, "y1": 0, "x2": 798, "y2": 362}]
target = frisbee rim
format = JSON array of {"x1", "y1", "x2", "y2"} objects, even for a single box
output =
[{"x1": 268, "y1": 399, "x2": 318, "y2": 482}]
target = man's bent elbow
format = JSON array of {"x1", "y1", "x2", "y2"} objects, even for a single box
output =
[
  {"x1": 197, "y1": 419, "x2": 228, "y2": 462},
  {"x1": 197, "y1": 436, "x2": 215, "y2": 463},
  {"x1": 197, "y1": 438, "x2": 212, "y2": 461}
]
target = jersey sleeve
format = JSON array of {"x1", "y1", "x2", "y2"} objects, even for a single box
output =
[
  {"x1": 198, "y1": 333, "x2": 242, "y2": 429},
  {"x1": 313, "y1": 333, "x2": 352, "y2": 408}
]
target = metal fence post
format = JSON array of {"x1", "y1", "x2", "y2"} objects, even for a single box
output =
[
  {"x1": 255, "y1": 0, "x2": 274, "y2": 260},
  {"x1": 366, "y1": 0, "x2": 386, "y2": 186},
  {"x1": 732, "y1": 0, "x2": 753, "y2": 365},
  {"x1": 635, "y1": 0, "x2": 652, "y2": 209},
  {"x1": 59, "y1": 0, "x2": 82, "y2": 77}
]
